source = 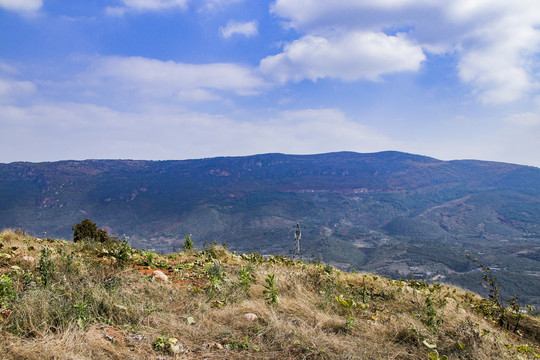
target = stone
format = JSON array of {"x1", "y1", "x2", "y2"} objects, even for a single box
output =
[
  {"x1": 152, "y1": 270, "x2": 168, "y2": 281},
  {"x1": 243, "y1": 313, "x2": 258, "y2": 321}
]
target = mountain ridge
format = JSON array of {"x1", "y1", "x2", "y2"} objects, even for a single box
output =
[{"x1": 1, "y1": 150, "x2": 540, "y2": 306}]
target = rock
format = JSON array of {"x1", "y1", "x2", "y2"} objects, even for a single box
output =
[
  {"x1": 215, "y1": 343, "x2": 224, "y2": 350},
  {"x1": 169, "y1": 342, "x2": 180, "y2": 354},
  {"x1": 152, "y1": 270, "x2": 168, "y2": 281},
  {"x1": 243, "y1": 313, "x2": 258, "y2": 321}
]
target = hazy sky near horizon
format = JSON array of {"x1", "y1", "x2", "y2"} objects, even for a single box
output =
[{"x1": 1, "y1": 0, "x2": 540, "y2": 166}]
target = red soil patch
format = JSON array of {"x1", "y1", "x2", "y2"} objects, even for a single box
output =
[{"x1": 133, "y1": 266, "x2": 209, "y2": 288}]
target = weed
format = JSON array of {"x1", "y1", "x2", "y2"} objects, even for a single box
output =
[
  {"x1": 345, "y1": 314, "x2": 355, "y2": 330},
  {"x1": 237, "y1": 264, "x2": 256, "y2": 296},
  {"x1": 0, "y1": 274, "x2": 16, "y2": 306},
  {"x1": 226, "y1": 336, "x2": 257, "y2": 351},
  {"x1": 152, "y1": 336, "x2": 180, "y2": 354},
  {"x1": 38, "y1": 246, "x2": 56, "y2": 287},
  {"x1": 205, "y1": 261, "x2": 227, "y2": 294},
  {"x1": 263, "y1": 273, "x2": 279, "y2": 306},
  {"x1": 142, "y1": 250, "x2": 157, "y2": 267},
  {"x1": 466, "y1": 254, "x2": 527, "y2": 332},
  {"x1": 241, "y1": 252, "x2": 264, "y2": 264},
  {"x1": 423, "y1": 291, "x2": 443, "y2": 332},
  {"x1": 109, "y1": 239, "x2": 132, "y2": 268},
  {"x1": 428, "y1": 349, "x2": 448, "y2": 360}
]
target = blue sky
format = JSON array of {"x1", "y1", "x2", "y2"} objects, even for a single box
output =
[{"x1": 1, "y1": 0, "x2": 540, "y2": 166}]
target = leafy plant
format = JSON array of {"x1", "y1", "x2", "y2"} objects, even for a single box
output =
[
  {"x1": 226, "y1": 336, "x2": 258, "y2": 351},
  {"x1": 336, "y1": 294, "x2": 359, "y2": 331},
  {"x1": 142, "y1": 250, "x2": 157, "y2": 267},
  {"x1": 109, "y1": 239, "x2": 132, "y2": 268},
  {"x1": 38, "y1": 246, "x2": 56, "y2": 287},
  {"x1": 0, "y1": 274, "x2": 16, "y2": 305},
  {"x1": 345, "y1": 314, "x2": 355, "y2": 330},
  {"x1": 423, "y1": 292, "x2": 443, "y2": 332},
  {"x1": 335, "y1": 294, "x2": 357, "y2": 309},
  {"x1": 263, "y1": 274, "x2": 279, "y2": 306},
  {"x1": 73, "y1": 301, "x2": 90, "y2": 329},
  {"x1": 237, "y1": 264, "x2": 256, "y2": 296},
  {"x1": 152, "y1": 337, "x2": 180, "y2": 354},
  {"x1": 428, "y1": 350, "x2": 448, "y2": 360},
  {"x1": 205, "y1": 261, "x2": 227, "y2": 294}
]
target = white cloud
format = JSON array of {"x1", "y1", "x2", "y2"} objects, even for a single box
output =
[
  {"x1": 0, "y1": 65, "x2": 36, "y2": 104},
  {"x1": 0, "y1": 0, "x2": 42, "y2": 14},
  {"x1": 506, "y1": 112, "x2": 540, "y2": 127},
  {"x1": 269, "y1": 0, "x2": 540, "y2": 103},
  {"x1": 0, "y1": 102, "x2": 394, "y2": 162},
  {"x1": 260, "y1": 31, "x2": 425, "y2": 83},
  {"x1": 261, "y1": 109, "x2": 396, "y2": 155},
  {"x1": 200, "y1": 0, "x2": 243, "y2": 12},
  {"x1": 0, "y1": 78, "x2": 36, "y2": 103},
  {"x1": 105, "y1": 0, "x2": 188, "y2": 16},
  {"x1": 220, "y1": 20, "x2": 258, "y2": 39},
  {"x1": 82, "y1": 56, "x2": 266, "y2": 102}
]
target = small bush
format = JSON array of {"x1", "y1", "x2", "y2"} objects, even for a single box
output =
[
  {"x1": 0, "y1": 274, "x2": 16, "y2": 305},
  {"x1": 38, "y1": 246, "x2": 56, "y2": 287},
  {"x1": 182, "y1": 235, "x2": 194, "y2": 251},
  {"x1": 109, "y1": 239, "x2": 132, "y2": 268}
]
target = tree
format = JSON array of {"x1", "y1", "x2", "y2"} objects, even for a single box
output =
[
  {"x1": 182, "y1": 235, "x2": 194, "y2": 251},
  {"x1": 72, "y1": 218, "x2": 111, "y2": 243}
]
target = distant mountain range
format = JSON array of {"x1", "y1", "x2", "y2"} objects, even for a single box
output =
[{"x1": 2, "y1": 151, "x2": 540, "y2": 306}]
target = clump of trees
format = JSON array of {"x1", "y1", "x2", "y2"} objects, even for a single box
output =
[{"x1": 72, "y1": 218, "x2": 114, "y2": 243}]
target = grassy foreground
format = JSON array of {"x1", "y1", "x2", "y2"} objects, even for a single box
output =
[{"x1": 0, "y1": 229, "x2": 539, "y2": 359}]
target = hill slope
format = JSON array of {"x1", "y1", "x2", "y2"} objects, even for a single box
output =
[
  {"x1": 1, "y1": 151, "x2": 540, "y2": 306},
  {"x1": 1, "y1": 230, "x2": 539, "y2": 359}
]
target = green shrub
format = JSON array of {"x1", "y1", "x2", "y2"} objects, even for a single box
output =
[
  {"x1": 205, "y1": 261, "x2": 227, "y2": 294},
  {"x1": 38, "y1": 246, "x2": 56, "y2": 287},
  {"x1": 0, "y1": 274, "x2": 16, "y2": 305},
  {"x1": 142, "y1": 250, "x2": 157, "y2": 267},
  {"x1": 109, "y1": 239, "x2": 132, "y2": 268},
  {"x1": 72, "y1": 218, "x2": 112, "y2": 243},
  {"x1": 182, "y1": 235, "x2": 194, "y2": 251}
]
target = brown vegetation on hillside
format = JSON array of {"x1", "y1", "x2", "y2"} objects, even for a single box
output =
[{"x1": 0, "y1": 229, "x2": 539, "y2": 359}]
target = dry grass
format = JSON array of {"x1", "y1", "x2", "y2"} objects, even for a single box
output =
[{"x1": 0, "y1": 230, "x2": 539, "y2": 359}]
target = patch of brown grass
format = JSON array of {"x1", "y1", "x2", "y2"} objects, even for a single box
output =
[{"x1": 0, "y1": 235, "x2": 539, "y2": 359}]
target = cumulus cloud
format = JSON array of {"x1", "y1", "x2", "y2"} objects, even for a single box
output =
[
  {"x1": 269, "y1": 0, "x2": 540, "y2": 103},
  {"x1": 220, "y1": 20, "x2": 258, "y2": 39},
  {"x1": 82, "y1": 56, "x2": 266, "y2": 102},
  {"x1": 0, "y1": 0, "x2": 42, "y2": 14},
  {"x1": 260, "y1": 31, "x2": 425, "y2": 83},
  {"x1": 105, "y1": 0, "x2": 188, "y2": 16}
]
